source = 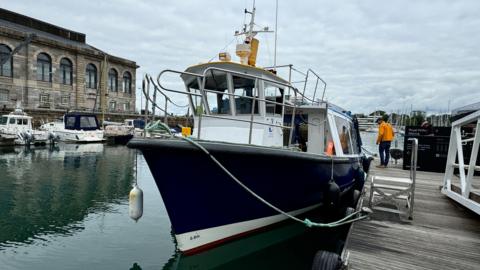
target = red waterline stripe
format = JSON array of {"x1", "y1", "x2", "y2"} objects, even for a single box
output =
[{"x1": 181, "y1": 206, "x2": 322, "y2": 256}]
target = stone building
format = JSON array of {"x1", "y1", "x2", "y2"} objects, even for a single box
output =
[{"x1": 0, "y1": 8, "x2": 138, "y2": 115}]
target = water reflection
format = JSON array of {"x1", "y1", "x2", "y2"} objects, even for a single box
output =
[{"x1": 0, "y1": 144, "x2": 134, "y2": 249}]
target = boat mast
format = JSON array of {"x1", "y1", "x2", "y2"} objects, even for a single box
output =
[
  {"x1": 234, "y1": 1, "x2": 272, "y2": 66},
  {"x1": 274, "y1": 0, "x2": 278, "y2": 70}
]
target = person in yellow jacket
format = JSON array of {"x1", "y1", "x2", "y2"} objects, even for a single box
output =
[{"x1": 376, "y1": 117, "x2": 395, "y2": 168}]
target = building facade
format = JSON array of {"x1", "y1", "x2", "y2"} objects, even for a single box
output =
[{"x1": 0, "y1": 8, "x2": 138, "y2": 114}]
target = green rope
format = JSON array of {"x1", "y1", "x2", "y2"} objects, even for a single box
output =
[{"x1": 145, "y1": 120, "x2": 172, "y2": 134}]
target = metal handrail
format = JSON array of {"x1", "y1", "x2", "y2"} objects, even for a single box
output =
[{"x1": 263, "y1": 64, "x2": 327, "y2": 103}]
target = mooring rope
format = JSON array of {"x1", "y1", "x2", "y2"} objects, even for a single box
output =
[{"x1": 155, "y1": 122, "x2": 369, "y2": 228}]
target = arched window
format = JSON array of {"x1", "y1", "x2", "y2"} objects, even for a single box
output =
[
  {"x1": 0, "y1": 44, "x2": 13, "y2": 77},
  {"x1": 123, "y1": 71, "x2": 132, "y2": 94},
  {"x1": 86, "y1": 63, "x2": 97, "y2": 89},
  {"x1": 108, "y1": 68, "x2": 118, "y2": 92},
  {"x1": 37, "y1": 53, "x2": 52, "y2": 82},
  {"x1": 60, "y1": 58, "x2": 73, "y2": 85}
]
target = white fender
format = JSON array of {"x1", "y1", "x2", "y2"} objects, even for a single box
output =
[{"x1": 129, "y1": 184, "x2": 143, "y2": 222}]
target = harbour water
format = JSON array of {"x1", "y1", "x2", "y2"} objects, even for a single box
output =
[{"x1": 0, "y1": 144, "x2": 349, "y2": 270}]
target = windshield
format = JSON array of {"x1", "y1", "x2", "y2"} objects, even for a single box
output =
[
  {"x1": 80, "y1": 116, "x2": 98, "y2": 129},
  {"x1": 0, "y1": 117, "x2": 7, "y2": 125},
  {"x1": 133, "y1": 120, "x2": 145, "y2": 129}
]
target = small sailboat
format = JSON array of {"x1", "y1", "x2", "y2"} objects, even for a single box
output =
[{"x1": 128, "y1": 4, "x2": 370, "y2": 254}]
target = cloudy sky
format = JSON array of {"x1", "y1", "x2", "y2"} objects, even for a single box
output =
[{"x1": 2, "y1": 0, "x2": 480, "y2": 115}]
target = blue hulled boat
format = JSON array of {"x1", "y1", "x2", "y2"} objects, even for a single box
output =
[{"x1": 128, "y1": 5, "x2": 370, "y2": 254}]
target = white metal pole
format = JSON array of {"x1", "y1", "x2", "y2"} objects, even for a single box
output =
[{"x1": 273, "y1": 0, "x2": 278, "y2": 70}]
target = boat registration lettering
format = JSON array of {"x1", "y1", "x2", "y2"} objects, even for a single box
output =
[{"x1": 189, "y1": 233, "x2": 200, "y2": 241}]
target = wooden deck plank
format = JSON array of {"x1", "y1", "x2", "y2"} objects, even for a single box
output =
[{"x1": 346, "y1": 161, "x2": 480, "y2": 270}]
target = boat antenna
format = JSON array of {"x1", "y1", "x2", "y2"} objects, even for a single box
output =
[
  {"x1": 273, "y1": 0, "x2": 278, "y2": 70},
  {"x1": 234, "y1": 0, "x2": 272, "y2": 65}
]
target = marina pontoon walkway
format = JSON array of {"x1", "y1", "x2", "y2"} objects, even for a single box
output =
[{"x1": 346, "y1": 163, "x2": 480, "y2": 270}]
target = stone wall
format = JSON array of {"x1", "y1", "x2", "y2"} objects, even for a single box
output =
[{"x1": 0, "y1": 25, "x2": 137, "y2": 114}]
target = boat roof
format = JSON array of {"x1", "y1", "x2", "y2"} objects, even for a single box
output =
[
  {"x1": 328, "y1": 103, "x2": 353, "y2": 119},
  {"x1": 2, "y1": 113, "x2": 31, "y2": 119},
  {"x1": 64, "y1": 112, "x2": 98, "y2": 117},
  {"x1": 182, "y1": 62, "x2": 290, "y2": 86},
  {"x1": 296, "y1": 102, "x2": 352, "y2": 120}
]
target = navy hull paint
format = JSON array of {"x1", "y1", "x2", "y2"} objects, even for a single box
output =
[{"x1": 130, "y1": 138, "x2": 361, "y2": 235}]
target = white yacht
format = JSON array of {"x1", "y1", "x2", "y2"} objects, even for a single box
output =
[
  {"x1": 41, "y1": 112, "x2": 104, "y2": 143},
  {"x1": 0, "y1": 109, "x2": 55, "y2": 145}
]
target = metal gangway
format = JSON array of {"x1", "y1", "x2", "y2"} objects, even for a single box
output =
[{"x1": 442, "y1": 110, "x2": 480, "y2": 214}]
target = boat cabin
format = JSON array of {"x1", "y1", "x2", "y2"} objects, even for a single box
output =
[
  {"x1": 0, "y1": 112, "x2": 34, "y2": 132},
  {"x1": 180, "y1": 62, "x2": 361, "y2": 157},
  {"x1": 63, "y1": 113, "x2": 100, "y2": 131}
]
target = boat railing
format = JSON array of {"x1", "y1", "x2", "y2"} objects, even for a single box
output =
[
  {"x1": 142, "y1": 67, "x2": 310, "y2": 145},
  {"x1": 264, "y1": 64, "x2": 327, "y2": 104},
  {"x1": 162, "y1": 68, "x2": 298, "y2": 145}
]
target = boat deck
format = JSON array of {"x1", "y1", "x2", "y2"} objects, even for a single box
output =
[{"x1": 345, "y1": 161, "x2": 480, "y2": 270}]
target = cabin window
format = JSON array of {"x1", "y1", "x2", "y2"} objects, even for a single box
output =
[
  {"x1": 203, "y1": 70, "x2": 230, "y2": 115},
  {"x1": 349, "y1": 122, "x2": 360, "y2": 154},
  {"x1": 188, "y1": 86, "x2": 203, "y2": 115},
  {"x1": 232, "y1": 75, "x2": 259, "y2": 115},
  {"x1": 79, "y1": 116, "x2": 98, "y2": 129},
  {"x1": 264, "y1": 83, "x2": 284, "y2": 116},
  {"x1": 23, "y1": 119, "x2": 28, "y2": 125},
  {"x1": 323, "y1": 121, "x2": 336, "y2": 155},
  {"x1": 206, "y1": 90, "x2": 231, "y2": 114},
  {"x1": 334, "y1": 116, "x2": 354, "y2": 155},
  {"x1": 133, "y1": 120, "x2": 145, "y2": 129},
  {"x1": 17, "y1": 119, "x2": 22, "y2": 125},
  {"x1": 66, "y1": 116, "x2": 76, "y2": 128},
  {"x1": 0, "y1": 116, "x2": 7, "y2": 125},
  {"x1": 9, "y1": 118, "x2": 15, "y2": 124}
]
